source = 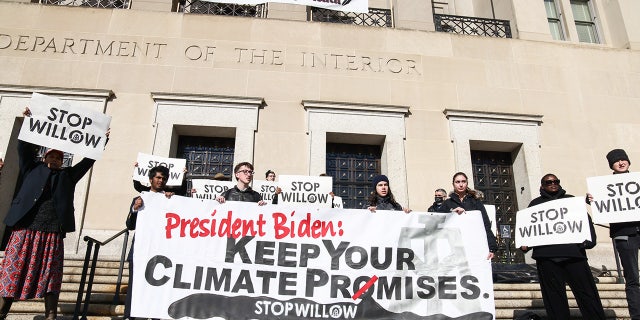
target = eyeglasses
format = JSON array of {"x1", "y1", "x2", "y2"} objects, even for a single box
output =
[
  {"x1": 544, "y1": 179, "x2": 560, "y2": 186},
  {"x1": 237, "y1": 170, "x2": 254, "y2": 175}
]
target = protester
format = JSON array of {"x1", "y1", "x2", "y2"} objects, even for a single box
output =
[
  {"x1": 437, "y1": 172, "x2": 497, "y2": 259},
  {"x1": 597, "y1": 149, "x2": 640, "y2": 319},
  {"x1": 0, "y1": 107, "x2": 108, "y2": 320},
  {"x1": 132, "y1": 162, "x2": 188, "y2": 196},
  {"x1": 521, "y1": 174, "x2": 605, "y2": 320},
  {"x1": 265, "y1": 169, "x2": 282, "y2": 204},
  {"x1": 216, "y1": 162, "x2": 266, "y2": 205},
  {"x1": 427, "y1": 188, "x2": 447, "y2": 212},
  {"x1": 124, "y1": 165, "x2": 173, "y2": 320},
  {"x1": 364, "y1": 175, "x2": 410, "y2": 213}
]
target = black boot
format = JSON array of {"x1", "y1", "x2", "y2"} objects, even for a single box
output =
[
  {"x1": 0, "y1": 297, "x2": 13, "y2": 320},
  {"x1": 44, "y1": 293, "x2": 59, "y2": 320}
]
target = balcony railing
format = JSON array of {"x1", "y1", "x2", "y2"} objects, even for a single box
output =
[
  {"x1": 178, "y1": 1, "x2": 266, "y2": 17},
  {"x1": 40, "y1": 0, "x2": 129, "y2": 9},
  {"x1": 310, "y1": 7, "x2": 392, "y2": 28},
  {"x1": 434, "y1": 13, "x2": 511, "y2": 38}
]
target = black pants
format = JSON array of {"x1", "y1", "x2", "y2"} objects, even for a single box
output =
[
  {"x1": 616, "y1": 236, "x2": 640, "y2": 320},
  {"x1": 536, "y1": 258, "x2": 605, "y2": 320}
]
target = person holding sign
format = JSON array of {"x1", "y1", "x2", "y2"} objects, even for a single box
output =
[
  {"x1": 265, "y1": 169, "x2": 282, "y2": 204},
  {"x1": 520, "y1": 174, "x2": 605, "y2": 320},
  {"x1": 0, "y1": 107, "x2": 109, "y2": 320},
  {"x1": 216, "y1": 162, "x2": 266, "y2": 205},
  {"x1": 124, "y1": 165, "x2": 175, "y2": 320},
  {"x1": 437, "y1": 172, "x2": 497, "y2": 259},
  {"x1": 600, "y1": 149, "x2": 640, "y2": 319},
  {"x1": 364, "y1": 175, "x2": 410, "y2": 213},
  {"x1": 132, "y1": 162, "x2": 188, "y2": 196}
]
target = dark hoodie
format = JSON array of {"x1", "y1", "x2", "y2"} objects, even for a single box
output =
[
  {"x1": 525, "y1": 187, "x2": 597, "y2": 260},
  {"x1": 364, "y1": 195, "x2": 403, "y2": 211}
]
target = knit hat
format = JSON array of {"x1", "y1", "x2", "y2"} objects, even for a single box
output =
[
  {"x1": 606, "y1": 149, "x2": 630, "y2": 169},
  {"x1": 371, "y1": 175, "x2": 389, "y2": 188}
]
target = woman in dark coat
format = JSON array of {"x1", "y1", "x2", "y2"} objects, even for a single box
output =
[
  {"x1": 0, "y1": 108, "x2": 107, "y2": 320},
  {"x1": 520, "y1": 173, "x2": 605, "y2": 320},
  {"x1": 438, "y1": 172, "x2": 497, "y2": 259},
  {"x1": 364, "y1": 175, "x2": 410, "y2": 213}
]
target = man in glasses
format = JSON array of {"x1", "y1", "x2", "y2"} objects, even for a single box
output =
[
  {"x1": 603, "y1": 149, "x2": 640, "y2": 319},
  {"x1": 520, "y1": 174, "x2": 605, "y2": 319},
  {"x1": 216, "y1": 162, "x2": 266, "y2": 205}
]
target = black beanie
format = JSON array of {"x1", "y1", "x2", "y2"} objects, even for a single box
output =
[
  {"x1": 371, "y1": 175, "x2": 389, "y2": 188},
  {"x1": 606, "y1": 149, "x2": 630, "y2": 169}
]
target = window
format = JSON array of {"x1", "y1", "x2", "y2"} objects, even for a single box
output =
[
  {"x1": 177, "y1": 136, "x2": 235, "y2": 197},
  {"x1": 326, "y1": 143, "x2": 381, "y2": 209},
  {"x1": 570, "y1": 0, "x2": 599, "y2": 43},
  {"x1": 544, "y1": 0, "x2": 564, "y2": 40}
]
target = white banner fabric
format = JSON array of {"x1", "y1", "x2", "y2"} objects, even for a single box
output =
[
  {"x1": 278, "y1": 175, "x2": 334, "y2": 208},
  {"x1": 191, "y1": 179, "x2": 236, "y2": 200},
  {"x1": 18, "y1": 93, "x2": 111, "y2": 160},
  {"x1": 252, "y1": 180, "x2": 279, "y2": 203},
  {"x1": 200, "y1": 0, "x2": 368, "y2": 13},
  {"x1": 515, "y1": 197, "x2": 592, "y2": 248},
  {"x1": 587, "y1": 172, "x2": 640, "y2": 224},
  {"x1": 131, "y1": 193, "x2": 496, "y2": 320},
  {"x1": 133, "y1": 153, "x2": 186, "y2": 186},
  {"x1": 333, "y1": 195, "x2": 343, "y2": 208}
]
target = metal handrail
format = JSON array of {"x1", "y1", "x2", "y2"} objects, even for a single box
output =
[
  {"x1": 73, "y1": 228, "x2": 130, "y2": 320},
  {"x1": 595, "y1": 223, "x2": 624, "y2": 284}
]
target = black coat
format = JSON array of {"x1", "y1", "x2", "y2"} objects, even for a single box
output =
[
  {"x1": 221, "y1": 186, "x2": 262, "y2": 203},
  {"x1": 364, "y1": 195, "x2": 403, "y2": 211},
  {"x1": 526, "y1": 188, "x2": 597, "y2": 260},
  {"x1": 439, "y1": 193, "x2": 498, "y2": 252},
  {"x1": 3, "y1": 141, "x2": 95, "y2": 233}
]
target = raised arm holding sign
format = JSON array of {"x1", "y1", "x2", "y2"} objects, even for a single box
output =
[{"x1": 0, "y1": 107, "x2": 110, "y2": 320}]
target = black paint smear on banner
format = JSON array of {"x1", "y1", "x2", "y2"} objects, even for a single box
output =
[{"x1": 167, "y1": 293, "x2": 493, "y2": 320}]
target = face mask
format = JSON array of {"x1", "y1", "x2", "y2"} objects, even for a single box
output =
[{"x1": 434, "y1": 196, "x2": 444, "y2": 204}]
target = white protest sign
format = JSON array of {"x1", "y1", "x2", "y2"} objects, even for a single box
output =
[
  {"x1": 133, "y1": 153, "x2": 186, "y2": 186},
  {"x1": 332, "y1": 195, "x2": 343, "y2": 208},
  {"x1": 485, "y1": 204, "x2": 497, "y2": 237},
  {"x1": 587, "y1": 172, "x2": 640, "y2": 224},
  {"x1": 191, "y1": 179, "x2": 235, "y2": 200},
  {"x1": 18, "y1": 93, "x2": 111, "y2": 160},
  {"x1": 201, "y1": 0, "x2": 368, "y2": 13},
  {"x1": 131, "y1": 195, "x2": 495, "y2": 319},
  {"x1": 278, "y1": 175, "x2": 333, "y2": 208},
  {"x1": 515, "y1": 197, "x2": 592, "y2": 248},
  {"x1": 252, "y1": 180, "x2": 279, "y2": 203}
]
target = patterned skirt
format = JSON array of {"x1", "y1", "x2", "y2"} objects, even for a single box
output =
[{"x1": 0, "y1": 228, "x2": 64, "y2": 299}]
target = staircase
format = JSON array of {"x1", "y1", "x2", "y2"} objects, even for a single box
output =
[{"x1": 1, "y1": 257, "x2": 632, "y2": 320}]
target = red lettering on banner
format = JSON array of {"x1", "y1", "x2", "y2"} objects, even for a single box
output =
[
  {"x1": 164, "y1": 210, "x2": 267, "y2": 239},
  {"x1": 272, "y1": 211, "x2": 341, "y2": 239}
]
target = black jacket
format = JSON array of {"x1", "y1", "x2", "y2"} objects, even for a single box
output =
[
  {"x1": 221, "y1": 186, "x2": 262, "y2": 203},
  {"x1": 438, "y1": 193, "x2": 498, "y2": 252},
  {"x1": 4, "y1": 141, "x2": 95, "y2": 233},
  {"x1": 525, "y1": 188, "x2": 596, "y2": 260},
  {"x1": 364, "y1": 195, "x2": 403, "y2": 211}
]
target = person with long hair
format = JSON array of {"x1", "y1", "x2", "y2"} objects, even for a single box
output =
[
  {"x1": 438, "y1": 172, "x2": 497, "y2": 259},
  {"x1": 364, "y1": 175, "x2": 410, "y2": 213}
]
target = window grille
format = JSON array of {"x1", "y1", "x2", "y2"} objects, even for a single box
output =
[
  {"x1": 39, "y1": 0, "x2": 129, "y2": 9},
  {"x1": 178, "y1": 0, "x2": 266, "y2": 17},
  {"x1": 434, "y1": 13, "x2": 512, "y2": 38},
  {"x1": 310, "y1": 7, "x2": 392, "y2": 28}
]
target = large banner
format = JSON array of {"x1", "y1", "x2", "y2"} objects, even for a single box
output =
[
  {"x1": 201, "y1": 0, "x2": 368, "y2": 13},
  {"x1": 278, "y1": 175, "x2": 334, "y2": 208},
  {"x1": 131, "y1": 194, "x2": 496, "y2": 320},
  {"x1": 133, "y1": 153, "x2": 186, "y2": 186},
  {"x1": 191, "y1": 179, "x2": 236, "y2": 200},
  {"x1": 587, "y1": 172, "x2": 640, "y2": 224},
  {"x1": 18, "y1": 93, "x2": 111, "y2": 160},
  {"x1": 515, "y1": 197, "x2": 592, "y2": 248}
]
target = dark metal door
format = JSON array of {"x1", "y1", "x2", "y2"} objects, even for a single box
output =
[
  {"x1": 471, "y1": 150, "x2": 522, "y2": 263},
  {"x1": 177, "y1": 136, "x2": 235, "y2": 196},
  {"x1": 326, "y1": 143, "x2": 381, "y2": 209}
]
